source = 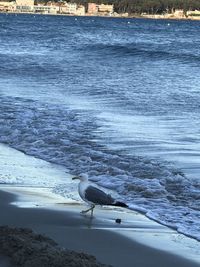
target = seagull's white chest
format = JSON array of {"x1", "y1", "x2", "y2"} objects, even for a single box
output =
[{"x1": 78, "y1": 181, "x2": 91, "y2": 204}]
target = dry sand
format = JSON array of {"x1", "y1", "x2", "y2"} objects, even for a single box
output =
[{"x1": 0, "y1": 225, "x2": 110, "y2": 267}]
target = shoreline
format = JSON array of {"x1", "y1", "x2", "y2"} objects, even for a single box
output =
[
  {"x1": 1, "y1": 11, "x2": 200, "y2": 21},
  {"x1": 0, "y1": 144, "x2": 200, "y2": 266},
  {"x1": 1, "y1": 185, "x2": 200, "y2": 267}
]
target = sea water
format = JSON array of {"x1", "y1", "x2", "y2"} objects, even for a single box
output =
[{"x1": 1, "y1": 13, "x2": 200, "y2": 240}]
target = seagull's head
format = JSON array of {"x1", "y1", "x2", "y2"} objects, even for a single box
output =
[{"x1": 72, "y1": 174, "x2": 88, "y2": 182}]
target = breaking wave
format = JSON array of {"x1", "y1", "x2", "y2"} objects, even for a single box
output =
[{"x1": 1, "y1": 96, "x2": 200, "y2": 240}]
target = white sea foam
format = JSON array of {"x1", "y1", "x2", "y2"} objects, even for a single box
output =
[{"x1": 1, "y1": 96, "x2": 200, "y2": 241}]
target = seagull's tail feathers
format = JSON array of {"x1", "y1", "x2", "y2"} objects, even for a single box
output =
[{"x1": 113, "y1": 201, "x2": 128, "y2": 208}]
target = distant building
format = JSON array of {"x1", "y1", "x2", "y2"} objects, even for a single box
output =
[
  {"x1": 173, "y1": 9, "x2": 185, "y2": 17},
  {"x1": 16, "y1": 0, "x2": 34, "y2": 6},
  {"x1": 60, "y1": 2, "x2": 77, "y2": 14},
  {"x1": 16, "y1": 5, "x2": 34, "y2": 12},
  {"x1": 187, "y1": 9, "x2": 200, "y2": 16},
  {"x1": 0, "y1": 0, "x2": 86, "y2": 15},
  {"x1": 87, "y1": 3, "x2": 98, "y2": 15},
  {"x1": 87, "y1": 3, "x2": 113, "y2": 15},
  {"x1": 60, "y1": 2, "x2": 85, "y2": 15},
  {"x1": 34, "y1": 4, "x2": 59, "y2": 14},
  {"x1": 66, "y1": 2, "x2": 77, "y2": 14},
  {"x1": 76, "y1": 5, "x2": 85, "y2": 16},
  {"x1": 98, "y1": 4, "x2": 113, "y2": 14},
  {"x1": 0, "y1": 1, "x2": 16, "y2": 11}
]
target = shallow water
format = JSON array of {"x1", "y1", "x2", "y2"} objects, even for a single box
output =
[{"x1": 1, "y1": 13, "x2": 200, "y2": 240}]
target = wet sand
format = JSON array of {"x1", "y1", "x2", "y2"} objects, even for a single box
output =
[{"x1": 0, "y1": 187, "x2": 200, "y2": 267}]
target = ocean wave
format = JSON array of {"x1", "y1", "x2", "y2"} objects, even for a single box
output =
[
  {"x1": 81, "y1": 43, "x2": 200, "y2": 65},
  {"x1": 1, "y1": 96, "x2": 200, "y2": 240}
]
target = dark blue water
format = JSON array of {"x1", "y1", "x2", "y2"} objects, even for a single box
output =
[{"x1": 1, "y1": 13, "x2": 200, "y2": 240}]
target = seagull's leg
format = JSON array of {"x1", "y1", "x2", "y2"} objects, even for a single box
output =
[
  {"x1": 90, "y1": 205, "x2": 95, "y2": 217},
  {"x1": 81, "y1": 204, "x2": 95, "y2": 215},
  {"x1": 81, "y1": 205, "x2": 94, "y2": 214}
]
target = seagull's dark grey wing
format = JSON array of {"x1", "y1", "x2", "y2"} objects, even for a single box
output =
[{"x1": 85, "y1": 186, "x2": 115, "y2": 205}]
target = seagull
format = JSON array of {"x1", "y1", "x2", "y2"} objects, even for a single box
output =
[{"x1": 72, "y1": 174, "x2": 128, "y2": 216}]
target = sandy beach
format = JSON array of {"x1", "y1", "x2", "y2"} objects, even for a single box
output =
[
  {"x1": 0, "y1": 145, "x2": 200, "y2": 267},
  {"x1": 0, "y1": 186, "x2": 200, "y2": 267}
]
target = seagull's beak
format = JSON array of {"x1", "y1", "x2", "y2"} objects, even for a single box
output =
[{"x1": 72, "y1": 176, "x2": 80, "y2": 180}]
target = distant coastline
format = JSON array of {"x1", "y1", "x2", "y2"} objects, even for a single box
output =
[
  {"x1": 1, "y1": 0, "x2": 200, "y2": 21},
  {"x1": 1, "y1": 11, "x2": 200, "y2": 21}
]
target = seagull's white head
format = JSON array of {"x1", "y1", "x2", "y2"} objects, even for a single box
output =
[{"x1": 72, "y1": 173, "x2": 88, "y2": 182}]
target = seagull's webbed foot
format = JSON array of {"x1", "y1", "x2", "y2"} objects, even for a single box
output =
[
  {"x1": 81, "y1": 205, "x2": 95, "y2": 216},
  {"x1": 81, "y1": 209, "x2": 89, "y2": 214}
]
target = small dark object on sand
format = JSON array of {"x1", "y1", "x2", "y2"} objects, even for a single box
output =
[{"x1": 115, "y1": 218, "x2": 121, "y2": 224}]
